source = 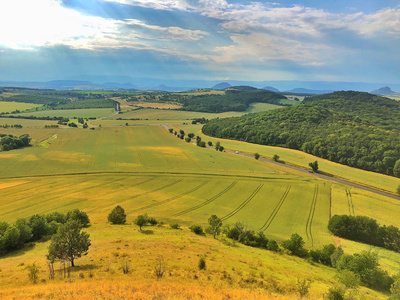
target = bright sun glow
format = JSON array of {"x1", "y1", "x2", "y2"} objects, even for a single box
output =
[{"x1": 0, "y1": 0, "x2": 116, "y2": 49}]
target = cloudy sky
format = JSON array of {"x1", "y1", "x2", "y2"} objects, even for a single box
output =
[{"x1": 0, "y1": 0, "x2": 399, "y2": 83}]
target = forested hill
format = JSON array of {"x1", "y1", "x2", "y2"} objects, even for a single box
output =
[
  {"x1": 202, "y1": 91, "x2": 400, "y2": 177},
  {"x1": 176, "y1": 88, "x2": 287, "y2": 113}
]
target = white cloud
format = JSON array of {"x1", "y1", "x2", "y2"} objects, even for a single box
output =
[
  {"x1": 103, "y1": 0, "x2": 227, "y2": 11},
  {"x1": 0, "y1": 0, "x2": 117, "y2": 49}
]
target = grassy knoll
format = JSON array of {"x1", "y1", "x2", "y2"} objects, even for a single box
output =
[
  {"x1": 0, "y1": 101, "x2": 42, "y2": 113},
  {"x1": 172, "y1": 124, "x2": 400, "y2": 194},
  {"x1": 8, "y1": 108, "x2": 115, "y2": 119}
]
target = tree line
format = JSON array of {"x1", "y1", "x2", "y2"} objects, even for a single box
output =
[{"x1": 202, "y1": 91, "x2": 400, "y2": 178}]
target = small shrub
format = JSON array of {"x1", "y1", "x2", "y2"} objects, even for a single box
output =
[
  {"x1": 296, "y1": 278, "x2": 311, "y2": 299},
  {"x1": 254, "y1": 153, "x2": 260, "y2": 160},
  {"x1": 336, "y1": 270, "x2": 361, "y2": 288},
  {"x1": 134, "y1": 214, "x2": 148, "y2": 231},
  {"x1": 154, "y1": 255, "x2": 165, "y2": 280},
  {"x1": 273, "y1": 154, "x2": 280, "y2": 162},
  {"x1": 189, "y1": 224, "x2": 204, "y2": 235},
  {"x1": 148, "y1": 217, "x2": 158, "y2": 225},
  {"x1": 122, "y1": 262, "x2": 130, "y2": 274},
  {"x1": 267, "y1": 240, "x2": 280, "y2": 252},
  {"x1": 170, "y1": 223, "x2": 180, "y2": 229},
  {"x1": 79, "y1": 272, "x2": 85, "y2": 278},
  {"x1": 27, "y1": 263, "x2": 40, "y2": 284},
  {"x1": 326, "y1": 286, "x2": 345, "y2": 300},
  {"x1": 198, "y1": 257, "x2": 206, "y2": 270}
]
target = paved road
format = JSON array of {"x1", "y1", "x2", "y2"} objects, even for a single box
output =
[{"x1": 162, "y1": 125, "x2": 400, "y2": 201}]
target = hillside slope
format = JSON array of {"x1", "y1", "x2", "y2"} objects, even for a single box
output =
[{"x1": 203, "y1": 91, "x2": 400, "y2": 177}]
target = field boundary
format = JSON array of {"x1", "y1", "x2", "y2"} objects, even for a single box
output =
[
  {"x1": 259, "y1": 186, "x2": 291, "y2": 231},
  {"x1": 221, "y1": 183, "x2": 264, "y2": 221}
]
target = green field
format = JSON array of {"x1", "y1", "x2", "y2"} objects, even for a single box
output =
[
  {"x1": 172, "y1": 124, "x2": 400, "y2": 194},
  {"x1": 111, "y1": 103, "x2": 282, "y2": 121},
  {"x1": 0, "y1": 117, "x2": 59, "y2": 127},
  {"x1": 0, "y1": 101, "x2": 42, "y2": 113},
  {"x1": 9, "y1": 108, "x2": 115, "y2": 119}
]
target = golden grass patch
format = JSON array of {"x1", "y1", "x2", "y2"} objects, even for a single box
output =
[{"x1": 0, "y1": 181, "x2": 27, "y2": 190}]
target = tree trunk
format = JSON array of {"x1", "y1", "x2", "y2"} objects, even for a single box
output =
[{"x1": 71, "y1": 258, "x2": 75, "y2": 267}]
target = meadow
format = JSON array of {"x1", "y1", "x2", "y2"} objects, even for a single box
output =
[
  {"x1": 8, "y1": 108, "x2": 115, "y2": 119},
  {"x1": 1, "y1": 103, "x2": 400, "y2": 298},
  {"x1": 0, "y1": 101, "x2": 42, "y2": 114}
]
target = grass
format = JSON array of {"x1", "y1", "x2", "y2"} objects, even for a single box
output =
[
  {"x1": 0, "y1": 101, "x2": 42, "y2": 114},
  {"x1": 0, "y1": 124, "x2": 398, "y2": 299},
  {"x1": 0, "y1": 117, "x2": 58, "y2": 127},
  {"x1": 8, "y1": 108, "x2": 115, "y2": 119},
  {"x1": 172, "y1": 124, "x2": 400, "y2": 194}
]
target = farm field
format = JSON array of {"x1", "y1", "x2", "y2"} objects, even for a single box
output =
[
  {"x1": 0, "y1": 124, "x2": 399, "y2": 299},
  {"x1": 110, "y1": 103, "x2": 282, "y2": 121},
  {"x1": 0, "y1": 101, "x2": 42, "y2": 113},
  {"x1": 8, "y1": 108, "x2": 115, "y2": 119},
  {"x1": 173, "y1": 124, "x2": 400, "y2": 194},
  {"x1": 0, "y1": 117, "x2": 59, "y2": 127}
]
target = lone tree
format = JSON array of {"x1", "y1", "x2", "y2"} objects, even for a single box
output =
[
  {"x1": 215, "y1": 141, "x2": 221, "y2": 151},
  {"x1": 47, "y1": 220, "x2": 91, "y2": 267},
  {"x1": 273, "y1": 154, "x2": 280, "y2": 162},
  {"x1": 254, "y1": 153, "x2": 260, "y2": 160},
  {"x1": 207, "y1": 215, "x2": 222, "y2": 239},
  {"x1": 309, "y1": 161, "x2": 319, "y2": 172},
  {"x1": 134, "y1": 214, "x2": 148, "y2": 231},
  {"x1": 108, "y1": 205, "x2": 127, "y2": 224}
]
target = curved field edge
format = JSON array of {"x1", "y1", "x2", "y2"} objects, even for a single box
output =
[{"x1": 171, "y1": 124, "x2": 400, "y2": 194}]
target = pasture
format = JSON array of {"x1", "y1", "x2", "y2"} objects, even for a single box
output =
[
  {"x1": 0, "y1": 101, "x2": 42, "y2": 113},
  {"x1": 8, "y1": 108, "x2": 115, "y2": 119}
]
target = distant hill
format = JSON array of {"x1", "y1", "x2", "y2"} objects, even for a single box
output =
[
  {"x1": 262, "y1": 86, "x2": 279, "y2": 92},
  {"x1": 203, "y1": 91, "x2": 400, "y2": 177},
  {"x1": 225, "y1": 85, "x2": 258, "y2": 92},
  {"x1": 211, "y1": 82, "x2": 231, "y2": 90},
  {"x1": 148, "y1": 85, "x2": 195, "y2": 92},
  {"x1": 285, "y1": 88, "x2": 334, "y2": 94},
  {"x1": 371, "y1": 86, "x2": 396, "y2": 96}
]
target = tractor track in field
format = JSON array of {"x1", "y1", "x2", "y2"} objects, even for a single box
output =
[
  {"x1": 131, "y1": 180, "x2": 210, "y2": 212},
  {"x1": 126, "y1": 179, "x2": 183, "y2": 201},
  {"x1": 346, "y1": 188, "x2": 355, "y2": 216},
  {"x1": 174, "y1": 181, "x2": 238, "y2": 216},
  {"x1": 259, "y1": 186, "x2": 291, "y2": 231},
  {"x1": 305, "y1": 185, "x2": 318, "y2": 247},
  {"x1": 221, "y1": 183, "x2": 264, "y2": 221}
]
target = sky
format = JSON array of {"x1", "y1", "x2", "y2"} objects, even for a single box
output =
[{"x1": 0, "y1": 0, "x2": 399, "y2": 83}]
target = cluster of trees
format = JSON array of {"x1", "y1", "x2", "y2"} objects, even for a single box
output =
[
  {"x1": 328, "y1": 215, "x2": 400, "y2": 252},
  {"x1": 279, "y1": 233, "x2": 393, "y2": 292},
  {"x1": 1, "y1": 124, "x2": 22, "y2": 128},
  {"x1": 0, "y1": 209, "x2": 89, "y2": 256},
  {"x1": 53, "y1": 99, "x2": 115, "y2": 110},
  {"x1": 107, "y1": 205, "x2": 158, "y2": 231},
  {"x1": 0, "y1": 133, "x2": 31, "y2": 151},
  {"x1": 203, "y1": 91, "x2": 400, "y2": 177}
]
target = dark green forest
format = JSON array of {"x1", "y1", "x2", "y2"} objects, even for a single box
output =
[
  {"x1": 158, "y1": 87, "x2": 287, "y2": 113},
  {"x1": 0, "y1": 133, "x2": 31, "y2": 151},
  {"x1": 202, "y1": 91, "x2": 400, "y2": 177}
]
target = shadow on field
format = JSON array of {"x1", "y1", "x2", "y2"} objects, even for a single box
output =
[
  {"x1": 73, "y1": 264, "x2": 101, "y2": 271},
  {"x1": 140, "y1": 229, "x2": 154, "y2": 235}
]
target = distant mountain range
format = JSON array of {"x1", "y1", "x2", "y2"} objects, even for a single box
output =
[
  {"x1": 1, "y1": 79, "x2": 400, "y2": 93},
  {"x1": 262, "y1": 86, "x2": 280, "y2": 92},
  {"x1": 285, "y1": 88, "x2": 334, "y2": 94}
]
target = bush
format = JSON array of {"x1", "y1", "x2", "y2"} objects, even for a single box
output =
[
  {"x1": 282, "y1": 233, "x2": 308, "y2": 257},
  {"x1": 170, "y1": 223, "x2": 180, "y2": 229},
  {"x1": 296, "y1": 278, "x2": 311, "y2": 299},
  {"x1": 108, "y1": 206, "x2": 127, "y2": 225},
  {"x1": 198, "y1": 257, "x2": 206, "y2": 270},
  {"x1": 27, "y1": 263, "x2": 40, "y2": 284},
  {"x1": 326, "y1": 286, "x2": 345, "y2": 300},
  {"x1": 267, "y1": 240, "x2": 280, "y2": 252},
  {"x1": 189, "y1": 224, "x2": 204, "y2": 235},
  {"x1": 148, "y1": 217, "x2": 158, "y2": 225},
  {"x1": 254, "y1": 153, "x2": 260, "y2": 160},
  {"x1": 273, "y1": 154, "x2": 280, "y2": 162},
  {"x1": 67, "y1": 209, "x2": 90, "y2": 228},
  {"x1": 336, "y1": 270, "x2": 361, "y2": 288}
]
